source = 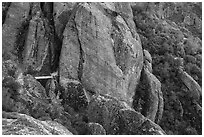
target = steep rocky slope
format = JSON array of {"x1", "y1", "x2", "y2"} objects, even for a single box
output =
[
  {"x1": 131, "y1": 2, "x2": 202, "y2": 134},
  {"x1": 2, "y1": 2, "x2": 201, "y2": 135}
]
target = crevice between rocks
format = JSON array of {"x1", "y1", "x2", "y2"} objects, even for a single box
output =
[
  {"x1": 65, "y1": 3, "x2": 84, "y2": 82},
  {"x1": 39, "y1": 2, "x2": 63, "y2": 72},
  {"x1": 2, "y1": 2, "x2": 11, "y2": 25},
  {"x1": 50, "y1": 3, "x2": 83, "y2": 73},
  {"x1": 74, "y1": 13, "x2": 84, "y2": 82},
  {"x1": 14, "y1": 4, "x2": 33, "y2": 63},
  {"x1": 77, "y1": 36, "x2": 84, "y2": 82}
]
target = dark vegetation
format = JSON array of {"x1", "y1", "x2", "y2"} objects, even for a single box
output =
[
  {"x1": 2, "y1": 2, "x2": 202, "y2": 135},
  {"x1": 132, "y1": 2, "x2": 202, "y2": 135}
]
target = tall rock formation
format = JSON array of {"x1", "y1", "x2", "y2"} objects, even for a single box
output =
[
  {"x1": 134, "y1": 50, "x2": 163, "y2": 123},
  {"x1": 59, "y1": 2, "x2": 143, "y2": 105},
  {"x1": 2, "y1": 2, "x2": 31, "y2": 62},
  {"x1": 5, "y1": 2, "x2": 202, "y2": 135}
]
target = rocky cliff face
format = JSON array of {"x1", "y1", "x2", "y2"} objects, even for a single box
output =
[
  {"x1": 59, "y1": 2, "x2": 143, "y2": 106},
  {"x1": 2, "y1": 2, "x2": 201, "y2": 135}
]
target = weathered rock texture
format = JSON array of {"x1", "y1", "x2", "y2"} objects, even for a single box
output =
[
  {"x1": 2, "y1": 60, "x2": 78, "y2": 134},
  {"x1": 133, "y1": 50, "x2": 163, "y2": 124},
  {"x1": 87, "y1": 94, "x2": 165, "y2": 135},
  {"x1": 142, "y1": 68, "x2": 163, "y2": 123},
  {"x1": 22, "y1": 3, "x2": 52, "y2": 75},
  {"x1": 179, "y1": 68, "x2": 202, "y2": 100},
  {"x1": 53, "y1": 2, "x2": 76, "y2": 40},
  {"x1": 2, "y1": 2, "x2": 61, "y2": 76},
  {"x1": 59, "y1": 2, "x2": 143, "y2": 105},
  {"x1": 88, "y1": 122, "x2": 106, "y2": 135},
  {"x1": 2, "y1": 111, "x2": 73, "y2": 135},
  {"x1": 3, "y1": 60, "x2": 52, "y2": 119},
  {"x1": 143, "y1": 49, "x2": 152, "y2": 72},
  {"x1": 3, "y1": 2, "x2": 201, "y2": 135},
  {"x1": 119, "y1": 109, "x2": 165, "y2": 135},
  {"x1": 60, "y1": 80, "x2": 88, "y2": 112},
  {"x1": 2, "y1": 2, "x2": 30, "y2": 62}
]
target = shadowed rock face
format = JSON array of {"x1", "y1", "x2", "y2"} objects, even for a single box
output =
[
  {"x1": 2, "y1": 2, "x2": 56, "y2": 76},
  {"x1": 2, "y1": 60, "x2": 51, "y2": 119},
  {"x1": 133, "y1": 51, "x2": 163, "y2": 124},
  {"x1": 60, "y1": 80, "x2": 88, "y2": 112},
  {"x1": 2, "y1": 2, "x2": 31, "y2": 62},
  {"x1": 142, "y1": 68, "x2": 164, "y2": 123},
  {"x1": 59, "y1": 2, "x2": 143, "y2": 105}
]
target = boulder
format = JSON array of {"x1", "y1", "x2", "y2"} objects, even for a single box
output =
[
  {"x1": 118, "y1": 108, "x2": 146, "y2": 134},
  {"x1": 143, "y1": 49, "x2": 152, "y2": 73},
  {"x1": 134, "y1": 68, "x2": 164, "y2": 123},
  {"x1": 23, "y1": 74, "x2": 48, "y2": 99},
  {"x1": 87, "y1": 94, "x2": 126, "y2": 134},
  {"x1": 136, "y1": 119, "x2": 166, "y2": 135},
  {"x1": 179, "y1": 68, "x2": 201, "y2": 100},
  {"x1": 143, "y1": 68, "x2": 164, "y2": 123},
  {"x1": 2, "y1": 111, "x2": 73, "y2": 135},
  {"x1": 59, "y1": 2, "x2": 143, "y2": 105},
  {"x1": 88, "y1": 122, "x2": 106, "y2": 135},
  {"x1": 119, "y1": 109, "x2": 166, "y2": 135},
  {"x1": 87, "y1": 94, "x2": 166, "y2": 135},
  {"x1": 143, "y1": 49, "x2": 152, "y2": 63}
]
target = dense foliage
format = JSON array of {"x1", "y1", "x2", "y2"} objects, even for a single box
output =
[{"x1": 132, "y1": 2, "x2": 202, "y2": 135}]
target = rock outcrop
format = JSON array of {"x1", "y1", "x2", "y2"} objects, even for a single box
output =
[
  {"x1": 88, "y1": 122, "x2": 106, "y2": 135},
  {"x1": 2, "y1": 111, "x2": 73, "y2": 135},
  {"x1": 119, "y1": 109, "x2": 165, "y2": 135},
  {"x1": 87, "y1": 94, "x2": 165, "y2": 134},
  {"x1": 53, "y1": 2, "x2": 76, "y2": 40},
  {"x1": 134, "y1": 50, "x2": 163, "y2": 124},
  {"x1": 59, "y1": 2, "x2": 143, "y2": 105},
  {"x1": 2, "y1": 60, "x2": 51, "y2": 119},
  {"x1": 178, "y1": 68, "x2": 202, "y2": 100},
  {"x1": 142, "y1": 68, "x2": 164, "y2": 123},
  {"x1": 22, "y1": 3, "x2": 52, "y2": 75},
  {"x1": 2, "y1": 2, "x2": 30, "y2": 62},
  {"x1": 143, "y1": 49, "x2": 152, "y2": 73},
  {"x1": 2, "y1": 2, "x2": 165, "y2": 135},
  {"x1": 3, "y1": 2, "x2": 201, "y2": 135}
]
